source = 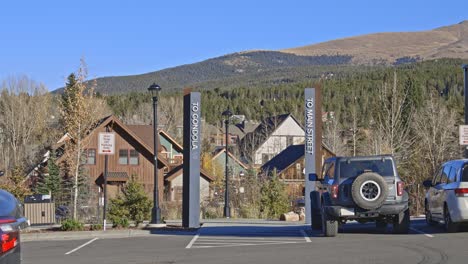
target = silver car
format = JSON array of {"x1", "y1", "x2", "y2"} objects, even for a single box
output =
[{"x1": 424, "y1": 159, "x2": 468, "y2": 232}]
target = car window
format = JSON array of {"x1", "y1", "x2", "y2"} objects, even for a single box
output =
[
  {"x1": 448, "y1": 166, "x2": 458, "y2": 183},
  {"x1": 338, "y1": 159, "x2": 394, "y2": 178},
  {"x1": 440, "y1": 165, "x2": 451, "y2": 184},
  {"x1": 462, "y1": 164, "x2": 468, "y2": 182},
  {"x1": 433, "y1": 167, "x2": 442, "y2": 185},
  {"x1": 326, "y1": 163, "x2": 335, "y2": 179},
  {"x1": 321, "y1": 163, "x2": 330, "y2": 179}
]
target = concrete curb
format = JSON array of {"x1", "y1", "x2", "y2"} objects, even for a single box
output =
[
  {"x1": 167, "y1": 219, "x2": 306, "y2": 226},
  {"x1": 21, "y1": 229, "x2": 156, "y2": 242}
]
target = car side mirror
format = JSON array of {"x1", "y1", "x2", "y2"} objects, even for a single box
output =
[
  {"x1": 308, "y1": 173, "x2": 318, "y2": 181},
  {"x1": 0, "y1": 171, "x2": 4, "y2": 177},
  {"x1": 422, "y1": 179, "x2": 432, "y2": 188}
]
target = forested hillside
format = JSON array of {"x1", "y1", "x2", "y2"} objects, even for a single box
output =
[
  {"x1": 55, "y1": 52, "x2": 354, "y2": 94},
  {"x1": 105, "y1": 58, "x2": 467, "y2": 204}
]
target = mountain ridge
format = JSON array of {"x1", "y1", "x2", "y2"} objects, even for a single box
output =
[{"x1": 55, "y1": 21, "x2": 468, "y2": 94}]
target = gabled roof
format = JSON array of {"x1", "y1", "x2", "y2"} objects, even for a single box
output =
[
  {"x1": 239, "y1": 113, "x2": 300, "y2": 158},
  {"x1": 220, "y1": 124, "x2": 246, "y2": 138},
  {"x1": 261, "y1": 144, "x2": 305, "y2": 175},
  {"x1": 212, "y1": 147, "x2": 248, "y2": 169},
  {"x1": 127, "y1": 126, "x2": 183, "y2": 153},
  {"x1": 261, "y1": 143, "x2": 336, "y2": 175},
  {"x1": 164, "y1": 165, "x2": 215, "y2": 182},
  {"x1": 56, "y1": 115, "x2": 169, "y2": 168}
]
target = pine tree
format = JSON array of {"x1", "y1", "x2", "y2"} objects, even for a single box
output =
[{"x1": 36, "y1": 150, "x2": 62, "y2": 200}]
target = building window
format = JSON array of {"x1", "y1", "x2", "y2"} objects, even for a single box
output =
[
  {"x1": 119, "y1": 149, "x2": 139, "y2": 165},
  {"x1": 119, "y1": 149, "x2": 128, "y2": 165},
  {"x1": 84, "y1": 149, "x2": 96, "y2": 165},
  {"x1": 287, "y1": 136, "x2": 294, "y2": 146},
  {"x1": 295, "y1": 163, "x2": 301, "y2": 179},
  {"x1": 129, "y1": 149, "x2": 139, "y2": 165}
]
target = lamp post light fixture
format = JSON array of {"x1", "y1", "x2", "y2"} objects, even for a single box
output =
[
  {"x1": 148, "y1": 83, "x2": 162, "y2": 225},
  {"x1": 222, "y1": 109, "x2": 233, "y2": 218}
]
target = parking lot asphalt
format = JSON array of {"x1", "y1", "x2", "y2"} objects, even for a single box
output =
[{"x1": 22, "y1": 218, "x2": 468, "y2": 264}]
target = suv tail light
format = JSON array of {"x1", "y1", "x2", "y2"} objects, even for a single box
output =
[
  {"x1": 455, "y1": 188, "x2": 468, "y2": 197},
  {"x1": 397, "y1": 181, "x2": 404, "y2": 196},
  {"x1": 331, "y1": 184, "x2": 339, "y2": 199}
]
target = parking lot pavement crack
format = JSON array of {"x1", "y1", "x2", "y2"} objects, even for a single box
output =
[{"x1": 397, "y1": 243, "x2": 448, "y2": 264}]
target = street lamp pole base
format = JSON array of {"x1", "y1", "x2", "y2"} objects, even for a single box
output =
[
  {"x1": 146, "y1": 223, "x2": 167, "y2": 228},
  {"x1": 224, "y1": 206, "x2": 231, "y2": 218},
  {"x1": 151, "y1": 207, "x2": 162, "y2": 225}
]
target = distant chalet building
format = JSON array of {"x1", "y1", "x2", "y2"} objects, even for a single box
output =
[
  {"x1": 239, "y1": 114, "x2": 305, "y2": 166},
  {"x1": 211, "y1": 147, "x2": 248, "y2": 180},
  {"x1": 260, "y1": 144, "x2": 335, "y2": 196},
  {"x1": 205, "y1": 118, "x2": 259, "y2": 147}
]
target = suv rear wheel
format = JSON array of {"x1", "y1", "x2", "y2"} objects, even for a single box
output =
[
  {"x1": 311, "y1": 209, "x2": 322, "y2": 230},
  {"x1": 321, "y1": 206, "x2": 338, "y2": 237},
  {"x1": 392, "y1": 209, "x2": 410, "y2": 234}
]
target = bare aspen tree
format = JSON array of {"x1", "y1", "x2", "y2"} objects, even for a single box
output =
[
  {"x1": 412, "y1": 94, "x2": 458, "y2": 179},
  {"x1": 373, "y1": 71, "x2": 414, "y2": 163},
  {"x1": 0, "y1": 76, "x2": 51, "y2": 171},
  {"x1": 60, "y1": 60, "x2": 109, "y2": 220},
  {"x1": 323, "y1": 112, "x2": 347, "y2": 156}
]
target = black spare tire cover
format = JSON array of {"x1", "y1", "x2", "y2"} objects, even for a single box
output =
[{"x1": 351, "y1": 172, "x2": 388, "y2": 210}]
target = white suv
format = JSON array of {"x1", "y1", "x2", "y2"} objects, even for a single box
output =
[{"x1": 424, "y1": 160, "x2": 468, "y2": 232}]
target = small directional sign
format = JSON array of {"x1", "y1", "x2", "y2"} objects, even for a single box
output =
[
  {"x1": 98, "y1": 132, "x2": 115, "y2": 155},
  {"x1": 460, "y1": 125, "x2": 468, "y2": 145}
]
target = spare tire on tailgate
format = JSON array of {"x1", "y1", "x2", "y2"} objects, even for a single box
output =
[{"x1": 351, "y1": 172, "x2": 388, "y2": 210}]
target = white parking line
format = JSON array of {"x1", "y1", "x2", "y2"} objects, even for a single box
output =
[
  {"x1": 185, "y1": 233, "x2": 200, "y2": 249},
  {"x1": 65, "y1": 238, "x2": 99, "y2": 255},
  {"x1": 192, "y1": 241, "x2": 300, "y2": 249},
  {"x1": 300, "y1": 230, "x2": 311, "y2": 243},
  {"x1": 410, "y1": 227, "x2": 434, "y2": 238}
]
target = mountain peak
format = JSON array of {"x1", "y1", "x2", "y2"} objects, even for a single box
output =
[{"x1": 282, "y1": 21, "x2": 468, "y2": 64}]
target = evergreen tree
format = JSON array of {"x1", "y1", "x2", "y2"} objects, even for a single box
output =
[
  {"x1": 36, "y1": 150, "x2": 62, "y2": 200},
  {"x1": 260, "y1": 170, "x2": 289, "y2": 219}
]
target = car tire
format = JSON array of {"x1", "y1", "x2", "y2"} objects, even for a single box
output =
[
  {"x1": 444, "y1": 205, "x2": 459, "y2": 233},
  {"x1": 376, "y1": 219, "x2": 387, "y2": 233},
  {"x1": 425, "y1": 201, "x2": 437, "y2": 226},
  {"x1": 351, "y1": 172, "x2": 388, "y2": 210},
  {"x1": 322, "y1": 206, "x2": 338, "y2": 237},
  {"x1": 311, "y1": 211, "x2": 322, "y2": 230},
  {"x1": 393, "y1": 209, "x2": 410, "y2": 234}
]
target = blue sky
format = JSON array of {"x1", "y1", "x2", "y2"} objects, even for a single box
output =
[{"x1": 0, "y1": 0, "x2": 466, "y2": 90}]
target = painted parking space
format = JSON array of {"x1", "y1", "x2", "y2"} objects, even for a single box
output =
[{"x1": 186, "y1": 224, "x2": 311, "y2": 249}]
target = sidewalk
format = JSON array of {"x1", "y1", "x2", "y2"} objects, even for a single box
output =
[
  {"x1": 22, "y1": 219, "x2": 302, "y2": 242},
  {"x1": 21, "y1": 229, "x2": 158, "y2": 242}
]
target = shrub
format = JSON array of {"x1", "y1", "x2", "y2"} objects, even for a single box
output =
[
  {"x1": 60, "y1": 219, "x2": 84, "y2": 231},
  {"x1": 90, "y1": 224, "x2": 103, "y2": 230},
  {"x1": 260, "y1": 171, "x2": 289, "y2": 219},
  {"x1": 108, "y1": 177, "x2": 151, "y2": 227}
]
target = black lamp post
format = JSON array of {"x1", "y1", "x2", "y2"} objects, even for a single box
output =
[
  {"x1": 222, "y1": 109, "x2": 233, "y2": 218},
  {"x1": 148, "y1": 83, "x2": 162, "y2": 224}
]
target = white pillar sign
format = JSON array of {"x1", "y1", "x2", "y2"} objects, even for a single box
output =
[{"x1": 98, "y1": 132, "x2": 115, "y2": 155}]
